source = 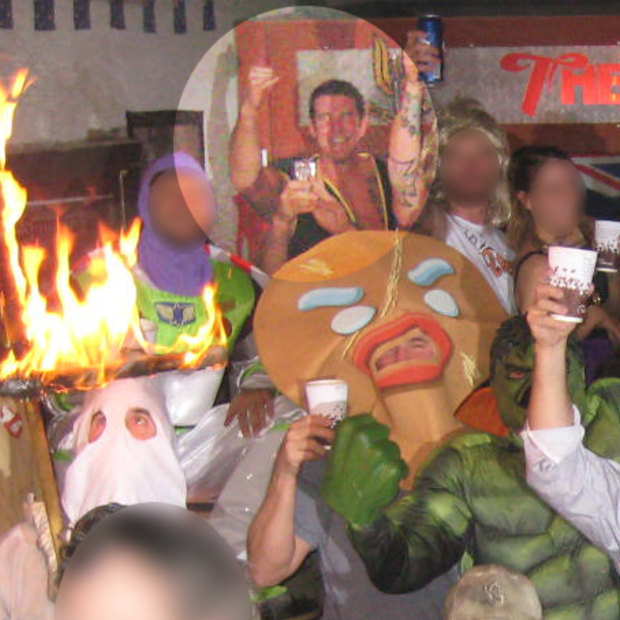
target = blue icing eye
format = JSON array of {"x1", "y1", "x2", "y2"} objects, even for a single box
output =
[
  {"x1": 408, "y1": 258, "x2": 455, "y2": 287},
  {"x1": 331, "y1": 305, "x2": 376, "y2": 335},
  {"x1": 298, "y1": 286, "x2": 364, "y2": 311},
  {"x1": 424, "y1": 290, "x2": 459, "y2": 317}
]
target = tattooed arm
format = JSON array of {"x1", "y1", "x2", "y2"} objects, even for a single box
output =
[{"x1": 388, "y1": 55, "x2": 437, "y2": 229}]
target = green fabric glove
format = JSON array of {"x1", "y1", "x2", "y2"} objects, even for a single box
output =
[{"x1": 320, "y1": 414, "x2": 409, "y2": 529}]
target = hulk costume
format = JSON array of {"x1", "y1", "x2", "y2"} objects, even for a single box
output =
[{"x1": 321, "y1": 316, "x2": 620, "y2": 619}]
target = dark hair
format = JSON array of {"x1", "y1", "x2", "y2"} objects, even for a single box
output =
[
  {"x1": 490, "y1": 315, "x2": 532, "y2": 379},
  {"x1": 58, "y1": 503, "x2": 125, "y2": 586},
  {"x1": 57, "y1": 504, "x2": 253, "y2": 620},
  {"x1": 309, "y1": 79, "x2": 365, "y2": 122},
  {"x1": 506, "y1": 145, "x2": 580, "y2": 250},
  {"x1": 490, "y1": 314, "x2": 584, "y2": 380},
  {"x1": 509, "y1": 145, "x2": 572, "y2": 194}
]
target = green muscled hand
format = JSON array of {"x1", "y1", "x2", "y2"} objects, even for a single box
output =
[{"x1": 320, "y1": 414, "x2": 409, "y2": 529}]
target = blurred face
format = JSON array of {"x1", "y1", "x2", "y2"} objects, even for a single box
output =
[
  {"x1": 56, "y1": 549, "x2": 178, "y2": 620},
  {"x1": 518, "y1": 159, "x2": 585, "y2": 240},
  {"x1": 149, "y1": 170, "x2": 213, "y2": 247},
  {"x1": 88, "y1": 408, "x2": 157, "y2": 443},
  {"x1": 440, "y1": 128, "x2": 502, "y2": 206},
  {"x1": 310, "y1": 94, "x2": 367, "y2": 162}
]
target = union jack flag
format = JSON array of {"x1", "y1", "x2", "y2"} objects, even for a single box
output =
[
  {"x1": 573, "y1": 155, "x2": 620, "y2": 220},
  {"x1": 573, "y1": 156, "x2": 620, "y2": 199}
]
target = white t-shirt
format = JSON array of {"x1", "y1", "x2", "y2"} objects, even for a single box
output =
[{"x1": 445, "y1": 214, "x2": 516, "y2": 314}]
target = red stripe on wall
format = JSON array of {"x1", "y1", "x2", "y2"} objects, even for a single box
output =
[{"x1": 371, "y1": 15, "x2": 620, "y2": 48}]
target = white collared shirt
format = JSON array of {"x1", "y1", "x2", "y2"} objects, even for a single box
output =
[{"x1": 522, "y1": 407, "x2": 620, "y2": 571}]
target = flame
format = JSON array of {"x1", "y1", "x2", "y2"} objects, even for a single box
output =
[{"x1": 0, "y1": 70, "x2": 228, "y2": 387}]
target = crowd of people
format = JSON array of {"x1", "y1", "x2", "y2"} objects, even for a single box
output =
[{"x1": 2, "y1": 22, "x2": 620, "y2": 620}]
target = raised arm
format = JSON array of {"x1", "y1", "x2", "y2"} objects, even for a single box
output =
[
  {"x1": 388, "y1": 55, "x2": 437, "y2": 229},
  {"x1": 229, "y1": 66, "x2": 280, "y2": 193},
  {"x1": 405, "y1": 29, "x2": 442, "y2": 77},
  {"x1": 321, "y1": 415, "x2": 471, "y2": 593},
  {"x1": 519, "y1": 257, "x2": 620, "y2": 344},
  {"x1": 524, "y1": 282, "x2": 620, "y2": 565},
  {"x1": 526, "y1": 282, "x2": 575, "y2": 429},
  {"x1": 247, "y1": 416, "x2": 334, "y2": 587}
]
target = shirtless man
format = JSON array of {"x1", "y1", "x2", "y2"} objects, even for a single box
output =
[{"x1": 229, "y1": 59, "x2": 435, "y2": 274}]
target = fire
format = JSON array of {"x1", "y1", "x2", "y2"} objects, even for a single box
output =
[{"x1": 0, "y1": 70, "x2": 227, "y2": 388}]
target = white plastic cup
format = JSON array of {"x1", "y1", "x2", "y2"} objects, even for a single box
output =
[
  {"x1": 547, "y1": 246, "x2": 597, "y2": 323},
  {"x1": 293, "y1": 158, "x2": 318, "y2": 181},
  {"x1": 595, "y1": 220, "x2": 620, "y2": 273},
  {"x1": 305, "y1": 379, "x2": 348, "y2": 426}
]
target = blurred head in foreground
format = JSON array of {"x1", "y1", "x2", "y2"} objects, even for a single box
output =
[
  {"x1": 55, "y1": 503, "x2": 253, "y2": 620},
  {"x1": 444, "y1": 564, "x2": 542, "y2": 620}
]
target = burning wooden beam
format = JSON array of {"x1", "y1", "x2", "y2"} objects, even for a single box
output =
[{"x1": 0, "y1": 345, "x2": 229, "y2": 398}]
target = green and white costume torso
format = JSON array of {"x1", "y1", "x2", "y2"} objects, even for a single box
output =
[
  {"x1": 134, "y1": 256, "x2": 256, "y2": 352},
  {"x1": 134, "y1": 245, "x2": 271, "y2": 426}
]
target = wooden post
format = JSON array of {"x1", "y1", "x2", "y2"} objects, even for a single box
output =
[{"x1": 22, "y1": 399, "x2": 64, "y2": 563}]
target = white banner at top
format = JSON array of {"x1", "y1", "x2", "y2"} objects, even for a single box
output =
[{"x1": 429, "y1": 45, "x2": 620, "y2": 124}]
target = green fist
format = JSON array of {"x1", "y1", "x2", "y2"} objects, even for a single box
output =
[{"x1": 320, "y1": 414, "x2": 409, "y2": 529}]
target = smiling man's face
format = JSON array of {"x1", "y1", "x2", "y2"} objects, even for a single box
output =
[{"x1": 310, "y1": 94, "x2": 368, "y2": 162}]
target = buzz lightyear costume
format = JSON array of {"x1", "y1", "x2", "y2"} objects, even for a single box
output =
[
  {"x1": 133, "y1": 152, "x2": 272, "y2": 423},
  {"x1": 134, "y1": 246, "x2": 258, "y2": 354},
  {"x1": 129, "y1": 153, "x2": 292, "y2": 502},
  {"x1": 134, "y1": 245, "x2": 270, "y2": 428},
  {"x1": 135, "y1": 244, "x2": 295, "y2": 503}
]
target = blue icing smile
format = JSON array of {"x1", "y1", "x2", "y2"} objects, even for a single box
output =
[
  {"x1": 408, "y1": 258, "x2": 455, "y2": 287},
  {"x1": 424, "y1": 289, "x2": 459, "y2": 317},
  {"x1": 298, "y1": 286, "x2": 364, "y2": 311}
]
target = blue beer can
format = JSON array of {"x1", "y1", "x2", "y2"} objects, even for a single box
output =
[{"x1": 418, "y1": 15, "x2": 444, "y2": 85}]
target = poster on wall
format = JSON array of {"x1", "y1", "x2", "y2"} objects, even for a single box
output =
[
  {"x1": 235, "y1": 17, "x2": 410, "y2": 159},
  {"x1": 430, "y1": 46, "x2": 620, "y2": 124}
]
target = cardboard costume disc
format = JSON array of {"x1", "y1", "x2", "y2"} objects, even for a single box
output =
[{"x1": 255, "y1": 231, "x2": 507, "y2": 474}]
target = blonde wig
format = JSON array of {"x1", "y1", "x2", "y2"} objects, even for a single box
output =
[{"x1": 428, "y1": 98, "x2": 512, "y2": 229}]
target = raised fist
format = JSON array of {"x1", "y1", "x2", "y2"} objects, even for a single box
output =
[
  {"x1": 245, "y1": 65, "x2": 280, "y2": 110},
  {"x1": 321, "y1": 414, "x2": 408, "y2": 528}
]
